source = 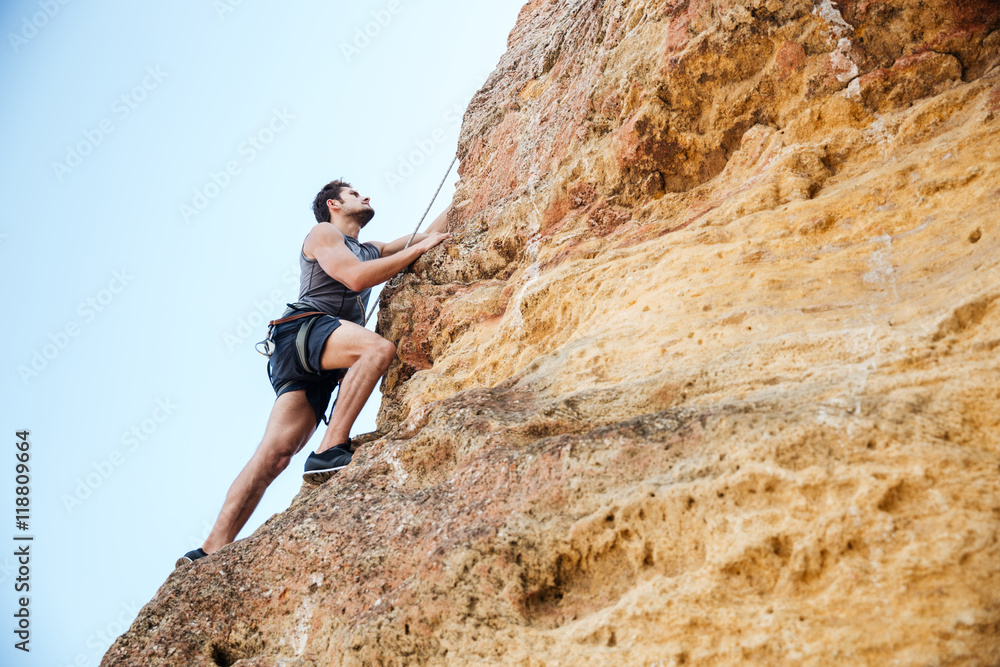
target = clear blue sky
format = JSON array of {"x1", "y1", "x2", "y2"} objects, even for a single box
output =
[{"x1": 0, "y1": 1, "x2": 526, "y2": 664}]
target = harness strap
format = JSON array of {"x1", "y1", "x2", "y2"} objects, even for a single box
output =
[
  {"x1": 295, "y1": 315, "x2": 323, "y2": 373},
  {"x1": 269, "y1": 310, "x2": 327, "y2": 328},
  {"x1": 258, "y1": 305, "x2": 329, "y2": 358}
]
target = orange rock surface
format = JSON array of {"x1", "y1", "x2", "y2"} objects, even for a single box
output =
[{"x1": 105, "y1": 1, "x2": 1000, "y2": 665}]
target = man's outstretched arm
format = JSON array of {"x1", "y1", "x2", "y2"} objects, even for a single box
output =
[
  {"x1": 308, "y1": 224, "x2": 449, "y2": 292},
  {"x1": 377, "y1": 204, "x2": 453, "y2": 257}
]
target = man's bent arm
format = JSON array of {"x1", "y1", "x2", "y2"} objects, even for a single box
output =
[
  {"x1": 426, "y1": 204, "x2": 451, "y2": 234},
  {"x1": 378, "y1": 204, "x2": 453, "y2": 257},
  {"x1": 309, "y1": 225, "x2": 449, "y2": 292}
]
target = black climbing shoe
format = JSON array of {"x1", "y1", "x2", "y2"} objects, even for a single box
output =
[
  {"x1": 303, "y1": 442, "x2": 353, "y2": 483},
  {"x1": 175, "y1": 547, "x2": 208, "y2": 569}
]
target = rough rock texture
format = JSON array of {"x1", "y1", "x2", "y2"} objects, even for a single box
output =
[{"x1": 105, "y1": 1, "x2": 1000, "y2": 665}]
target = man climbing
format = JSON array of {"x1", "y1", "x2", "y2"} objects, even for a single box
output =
[{"x1": 177, "y1": 179, "x2": 450, "y2": 567}]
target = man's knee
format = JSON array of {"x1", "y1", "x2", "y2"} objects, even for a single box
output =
[
  {"x1": 376, "y1": 338, "x2": 396, "y2": 369},
  {"x1": 254, "y1": 439, "x2": 296, "y2": 480},
  {"x1": 261, "y1": 452, "x2": 292, "y2": 481}
]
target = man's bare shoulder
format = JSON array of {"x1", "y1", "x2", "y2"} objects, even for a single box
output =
[
  {"x1": 303, "y1": 223, "x2": 345, "y2": 258},
  {"x1": 307, "y1": 222, "x2": 345, "y2": 242}
]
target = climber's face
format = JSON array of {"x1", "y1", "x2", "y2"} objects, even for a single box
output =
[{"x1": 330, "y1": 188, "x2": 375, "y2": 227}]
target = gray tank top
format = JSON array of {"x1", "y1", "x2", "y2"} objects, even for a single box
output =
[{"x1": 297, "y1": 231, "x2": 381, "y2": 325}]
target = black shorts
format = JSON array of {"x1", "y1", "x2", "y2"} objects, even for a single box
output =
[{"x1": 267, "y1": 311, "x2": 348, "y2": 425}]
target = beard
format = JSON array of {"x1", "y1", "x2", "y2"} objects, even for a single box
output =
[{"x1": 349, "y1": 206, "x2": 375, "y2": 228}]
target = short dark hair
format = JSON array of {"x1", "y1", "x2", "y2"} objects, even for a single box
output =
[{"x1": 312, "y1": 179, "x2": 352, "y2": 222}]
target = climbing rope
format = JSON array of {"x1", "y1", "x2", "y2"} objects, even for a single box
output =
[{"x1": 361, "y1": 154, "x2": 459, "y2": 327}]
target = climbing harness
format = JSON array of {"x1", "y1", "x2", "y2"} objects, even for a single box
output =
[{"x1": 255, "y1": 304, "x2": 328, "y2": 360}]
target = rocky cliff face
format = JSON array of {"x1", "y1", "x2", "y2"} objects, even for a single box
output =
[{"x1": 105, "y1": 1, "x2": 1000, "y2": 665}]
